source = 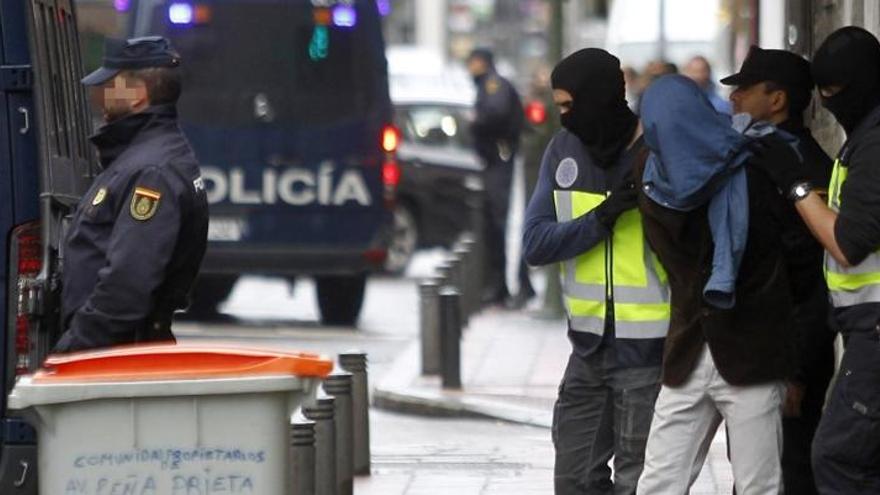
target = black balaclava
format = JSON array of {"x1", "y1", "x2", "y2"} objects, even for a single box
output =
[
  {"x1": 551, "y1": 48, "x2": 638, "y2": 167},
  {"x1": 812, "y1": 26, "x2": 880, "y2": 134}
]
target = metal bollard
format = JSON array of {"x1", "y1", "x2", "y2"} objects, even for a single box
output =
[
  {"x1": 303, "y1": 397, "x2": 337, "y2": 495},
  {"x1": 439, "y1": 285, "x2": 462, "y2": 389},
  {"x1": 453, "y1": 247, "x2": 474, "y2": 327},
  {"x1": 291, "y1": 420, "x2": 316, "y2": 495},
  {"x1": 465, "y1": 181, "x2": 486, "y2": 300},
  {"x1": 419, "y1": 279, "x2": 441, "y2": 375},
  {"x1": 339, "y1": 352, "x2": 371, "y2": 476},
  {"x1": 459, "y1": 235, "x2": 480, "y2": 318},
  {"x1": 446, "y1": 254, "x2": 467, "y2": 327},
  {"x1": 453, "y1": 244, "x2": 472, "y2": 321},
  {"x1": 436, "y1": 262, "x2": 453, "y2": 286},
  {"x1": 323, "y1": 374, "x2": 354, "y2": 495}
]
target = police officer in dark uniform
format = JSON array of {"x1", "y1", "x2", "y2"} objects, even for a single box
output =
[
  {"x1": 53, "y1": 37, "x2": 208, "y2": 353},
  {"x1": 754, "y1": 27, "x2": 880, "y2": 493},
  {"x1": 466, "y1": 48, "x2": 534, "y2": 306},
  {"x1": 721, "y1": 46, "x2": 835, "y2": 495}
]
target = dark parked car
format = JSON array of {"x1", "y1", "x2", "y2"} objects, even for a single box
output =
[{"x1": 388, "y1": 95, "x2": 483, "y2": 273}]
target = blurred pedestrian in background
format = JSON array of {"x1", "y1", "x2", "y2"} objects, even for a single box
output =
[
  {"x1": 683, "y1": 55, "x2": 732, "y2": 114},
  {"x1": 523, "y1": 48, "x2": 669, "y2": 495},
  {"x1": 721, "y1": 45, "x2": 834, "y2": 495},
  {"x1": 622, "y1": 65, "x2": 640, "y2": 111},
  {"x1": 466, "y1": 48, "x2": 535, "y2": 307}
]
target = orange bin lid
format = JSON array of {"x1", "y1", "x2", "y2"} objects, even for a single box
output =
[{"x1": 33, "y1": 342, "x2": 334, "y2": 383}]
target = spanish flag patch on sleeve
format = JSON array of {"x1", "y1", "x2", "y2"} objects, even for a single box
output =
[{"x1": 130, "y1": 186, "x2": 162, "y2": 221}]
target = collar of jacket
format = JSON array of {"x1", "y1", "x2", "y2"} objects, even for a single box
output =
[{"x1": 89, "y1": 104, "x2": 178, "y2": 169}]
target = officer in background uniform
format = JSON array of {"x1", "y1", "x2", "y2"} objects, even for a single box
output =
[
  {"x1": 721, "y1": 46, "x2": 835, "y2": 495},
  {"x1": 54, "y1": 37, "x2": 208, "y2": 353},
  {"x1": 466, "y1": 48, "x2": 535, "y2": 307},
  {"x1": 754, "y1": 27, "x2": 880, "y2": 493}
]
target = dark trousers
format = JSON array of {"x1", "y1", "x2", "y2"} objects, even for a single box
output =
[
  {"x1": 812, "y1": 331, "x2": 880, "y2": 494},
  {"x1": 553, "y1": 348, "x2": 660, "y2": 495},
  {"x1": 782, "y1": 367, "x2": 833, "y2": 495},
  {"x1": 483, "y1": 155, "x2": 533, "y2": 301}
]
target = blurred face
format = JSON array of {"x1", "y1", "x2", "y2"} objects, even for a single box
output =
[
  {"x1": 729, "y1": 82, "x2": 786, "y2": 124},
  {"x1": 95, "y1": 73, "x2": 149, "y2": 123},
  {"x1": 683, "y1": 58, "x2": 711, "y2": 88},
  {"x1": 467, "y1": 57, "x2": 489, "y2": 78},
  {"x1": 552, "y1": 89, "x2": 573, "y2": 115}
]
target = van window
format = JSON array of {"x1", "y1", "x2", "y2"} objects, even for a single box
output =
[{"x1": 137, "y1": 0, "x2": 386, "y2": 128}]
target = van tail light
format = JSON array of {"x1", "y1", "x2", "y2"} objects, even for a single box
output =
[
  {"x1": 381, "y1": 124, "x2": 401, "y2": 208},
  {"x1": 525, "y1": 100, "x2": 547, "y2": 125},
  {"x1": 381, "y1": 125, "x2": 401, "y2": 153},
  {"x1": 9, "y1": 222, "x2": 42, "y2": 376}
]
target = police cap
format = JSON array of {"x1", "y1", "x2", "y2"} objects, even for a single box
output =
[
  {"x1": 720, "y1": 45, "x2": 813, "y2": 91},
  {"x1": 82, "y1": 36, "x2": 181, "y2": 86}
]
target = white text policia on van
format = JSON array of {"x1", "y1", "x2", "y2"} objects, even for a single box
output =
[{"x1": 200, "y1": 162, "x2": 373, "y2": 206}]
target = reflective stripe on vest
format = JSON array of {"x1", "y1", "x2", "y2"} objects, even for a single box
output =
[
  {"x1": 554, "y1": 190, "x2": 670, "y2": 339},
  {"x1": 825, "y1": 158, "x2": 880, "y2": 307}
]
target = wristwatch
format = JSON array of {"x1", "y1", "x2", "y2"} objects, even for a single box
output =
[{"x1": 789, "y1": 181, "x2": 812, "y2": 202}]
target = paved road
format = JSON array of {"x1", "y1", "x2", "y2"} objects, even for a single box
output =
[{"x1": 175, "y1": 266, "x2": 732, "y2": 494}]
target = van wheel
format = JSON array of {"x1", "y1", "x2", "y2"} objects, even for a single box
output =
[
  {"x1": 182, "y1": 274, "x2": 239, "y2": 321},
  {"x1": 316, "y1": 274, "x2": 367, "y2": 326},
  {"x1": 385, "y1": 204, "x2": 418, "y2": 275}
]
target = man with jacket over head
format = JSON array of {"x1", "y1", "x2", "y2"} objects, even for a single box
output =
[
  {"x1": 523, "y1": 48, "x2": 669, "y2": 495},
  {"x1": 721, "y1": 45, "x2": 835, "y2": 495}
]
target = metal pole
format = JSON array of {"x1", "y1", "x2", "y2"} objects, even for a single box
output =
[
  {"x1": 338, "y1": 352, "x2": 371, "y2": 476},
  {"x1": 419, "y1": 279, "x2": 441, "y2": 375},
  {"x1": 439, "y1": 286, "x2": 462, "y2": 389},
  {"x1": 323, "y1": 374, "x2": 354, "y2": 495},
  {"x1": 291, "y1": 420, "x2": 316, "y2": 495},
  {"x1": 459, "y1": 236, "x2": 479, "y2": 318},
  {"x1": 303, "y1": 397, "x2": 337, "y2": 495},
  {"x1": 436, "y1": 262, "x2": 453, "y2": 286},
  {"x1": 658, "y1": 0, "x2": 667, "y2": 61},
  {"x1": 453, "y1": 244, "x2": 472, "y2": 325},
  {"x1": 465, "y1": 180, "x2": 486, "y2": 299},
  {"x1": 549, "y1": 0, "x2": 565, "y2": 63}
]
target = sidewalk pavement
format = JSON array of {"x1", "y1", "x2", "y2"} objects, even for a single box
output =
[{"x1": 373, "y1": 305, "x2": 735, "y2": 494}]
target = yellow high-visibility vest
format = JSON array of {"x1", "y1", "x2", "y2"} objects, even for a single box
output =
[
  {"x1": 825, "y1": 159, "x2": 880, "y2": 307},
  {"x1": 554, "y1": 190, "x2": 670, "y2": 339}
]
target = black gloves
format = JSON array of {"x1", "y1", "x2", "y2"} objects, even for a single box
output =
[
  {"x1": 594, "y1": 173, "x2": 638, "y2": 228},
  {"x1": 749, "y1": 135, "x2": 807, "y2": 197}
]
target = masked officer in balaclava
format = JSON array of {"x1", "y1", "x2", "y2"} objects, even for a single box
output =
[
  {"x1": 754, "y1": 26, "x2": 880, "y2": 494},
  {"x1": 522, "y1": 48, "x2": 669, "y2": 495}
]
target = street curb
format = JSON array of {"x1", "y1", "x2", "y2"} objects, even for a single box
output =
[{"x1": 372, "y1": 341, "x2": 553, "y2": 429}]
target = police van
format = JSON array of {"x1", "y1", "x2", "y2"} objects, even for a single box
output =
[
  {"x1": 0, "y1": 0, "x2": 95, "y2": 489},
  {"x1": 128, "y1": 0, "x2": 397, "y2": 325}
]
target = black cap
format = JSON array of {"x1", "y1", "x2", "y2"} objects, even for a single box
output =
[
  {"x1": 82, "y1": 36, "x2": 181, "y2": 86},
  {"x1": 720, "y1": 45, "x2": 813, "y2": 90}
]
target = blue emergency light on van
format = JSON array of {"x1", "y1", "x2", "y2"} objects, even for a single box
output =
[
  {"x1": 128, "y1": 0, "x2": 395, "y2": 325},
  {"x1": 332, "y1": 4, "x2": 357, "y2": 27},
  {"x1": 168, "y1": 2, "x2": 193, "y2": 24}
]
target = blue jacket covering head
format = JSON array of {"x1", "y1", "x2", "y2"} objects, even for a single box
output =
[{"x1": 640, "y1": 74, "x2": 752, "y2": 309}]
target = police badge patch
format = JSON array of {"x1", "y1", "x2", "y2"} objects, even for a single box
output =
[
  {"x1": 555, "y1": 157, "x2": 579, "y2": 188},
  {"x1": 130, "y1": 187, "x2": 162, "y2": 221},
  {"x1": 485, "y1": 77, "x2": 500, "y2": 95}
]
